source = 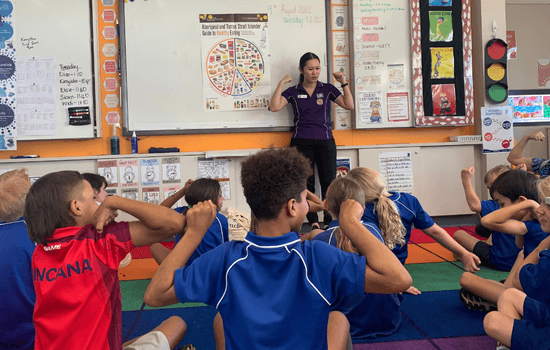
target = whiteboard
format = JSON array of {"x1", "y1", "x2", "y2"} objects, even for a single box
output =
[
  {"x1": 350, "y1": 0, "x2": 414, "y2": 129},
  {"x1": 120, "y1": 0, "x2": 328, "y2": 135},
  {"x1": 13, "y1": 0, "x2": 98, "y2": 140}
]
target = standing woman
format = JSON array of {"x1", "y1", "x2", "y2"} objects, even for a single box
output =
[{"x1": 269, "y1": 52, "x2": 354, "y2": 229}]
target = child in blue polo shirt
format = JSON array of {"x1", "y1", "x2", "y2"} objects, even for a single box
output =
[
  {"x1": 311, "y1": 176, "x2": 403, "y2": 341},
  {"x1": 459, "y1": 172, "x2": 546, "y2": 312},
  {"x1": 508, "y1": 130, "x2": 550, "y2": 178},
  {"x1": 347, "y1": 167, "x2": 480, "y2": 295},
  {"x1": 484, "y1": 236, "x2": 550, "y2": 349},
  {"x1": 150, "y1": 178, "x2": 228, "y2": 266},
  {"x1": 144, "y1": 147, "x2": 412, "y2": 350},
  {"x1": 455, "y1": 165, "x2": 521, "y2": 271},
  {"x1": 0, "y1": 169, "x2": 35, "y2": 350},
  {"x1": 483, "y1": 181, "x2": 550, "y2": 350}
]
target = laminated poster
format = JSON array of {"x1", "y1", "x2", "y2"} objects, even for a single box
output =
[
  {"x1": 429, "y1": 11, "x2": 453, "y2": 42},
  {"x1": 432, "y1": 84, "x2": 456, "y2": 116},
  {"x1": 164, "y1": 185, "x2": 183, "y2": 208},
  {"x1": 510, "y1": 96, "x2": 543, "y2": 120},
  {"x1": 119, "y1": 159, "x2": 139, "y2": 187},
  {"x1": 387, "y1": 64, "x2": 405, "y2": 89},
  {"x1": 336, "y1": 157, "x2": 351, "y2": 178},
  {"x1": 200, "y1": 13, "x2": 271, "y2": 111},
  {"x1": 98, "y1": 160, "x2": 118, "y2": 187},
  {"x1": 544, "y1": 96, "x2": 550, "y2": 118},
  {"x1": 429, "y1": 0, "x2": 452, "y2": 5},
  {"x1": 481, "y1": 107, "x2": 513, "y2": 154},
  {"x1": 378, "y1": 151, "x2": 413, "y2": 194},
  {"x1": 140, "y1": 158, "x2": 160, "y2": 186},
  {"x1": 0, "y1": 6, "x2": 16, "y2": 150},
  {"x1": 142, "y1": 187, "x2": 160, "y2": 205},
  {"x1": 507, "y1": 31, "x2": 517, "y2": 60},
  {"x1": 358, "y1": 91, "x2": 382, "y2": 124},
  {"x1": 431, "y1": 47, "x2": 454, "y2": 79},
  {"x1": 16, "y1": 56, "x2": 56, "y2": 137},
  {"x1": 538, "y1": 59, "x2": 550, "y2": 88},
  {"x1": 219, "y1": 180, "x2": 231, "y2": 201},
  {"x1": 162, "y1": 157, "x2": 181, "y2": 184},
  {"x1": 121, "y1": 188, "x2": 139, "y2": 201},
  {"x1": 386, "y1": 92, "x2": 410, "y2": 122}
]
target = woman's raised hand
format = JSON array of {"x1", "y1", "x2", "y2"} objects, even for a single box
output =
[{"x1": 280, "y1": 74, "x2": 292, "y2": 85}]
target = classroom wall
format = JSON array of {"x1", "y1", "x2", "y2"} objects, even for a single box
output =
[
  {"x1": 0, "y1": 0, "x2": 476, "y2": 160},
  {"x1": 506, "y1": 3, "x2": 550, "y2": 89}
]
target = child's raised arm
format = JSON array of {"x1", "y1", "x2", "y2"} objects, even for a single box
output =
[
  {"x1": 306, "y1": 190, "x2": 325, "y2": 213},
  {"x1": 94, "y1": 195, "x2": 186, "y2": 247},
  {"x1": 460, "y1": 166, "x2": 482, "y2": 213},
  {"x1": 144, "y1": 201, "x2": 217, "y2": 307},
  {"x1": 160, "y1": 179, "x2": 194, "y2": 208},
  {"x1": 339, "y1": 200, "x2": 412, "y2": 294},
  {"x1": 507, "y1": 131, "x2": 544, "y2": 170},
  {"x1": 480, "y1": 199, "x2": 539, "y2": 235},
  {"x1": 421, "y1": 224, "x2": 480, "y2": 272}
]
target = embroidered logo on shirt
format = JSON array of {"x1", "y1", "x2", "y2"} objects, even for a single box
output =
[
  {"x1": 317, "y1": 93, "x2": 324, "y2": 98},
  {"x1": 44, "y1": 244, "x2": 61, "y2": 251},
  {"x1": 297, "y1": 94, "x2": 307, "y2": 98}
]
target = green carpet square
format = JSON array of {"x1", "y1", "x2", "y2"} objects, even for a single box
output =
[
  {"x1": 406, "y1": 262, "x2": 464, "y2": 292},
  {"x1": 405, "y1": 262, "x2": 510, "y2": 292},
  {"x1": 120, "y1": 280, "x2": 207, "y2": 311}
]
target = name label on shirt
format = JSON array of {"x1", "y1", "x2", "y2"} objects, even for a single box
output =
[{"x1": 297, "y1": 94, "x2": 308, "y2": 98}]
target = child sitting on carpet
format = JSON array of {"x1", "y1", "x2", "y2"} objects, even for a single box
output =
[
  {"x1": 25, "y1": 170, "x2": 189, "y2": 350},
  {"x1": 150, "y1": 178, "x2": 229, "y2": 267},
  {"x1": 0, "y1": 169, "x2": 35, "y2": 350},
  {"x1": 83, "y1": 172, "x2": 132, "y2": 268},
  {"x1": 310, "y1": 177, "x2": 404, "y2": 342},
  {"x1": 454, "y1": 165, "x2": 521, "y2": 271},
  {"x1": 347, "y1": 167, "x2": 480, "y2": 295},
  {"x1": 143, "y1": 147, "x2": 412, "y2": 350},
  {"x1": 507, "y1": 130, "x2": 550, "y2": 178},
  {"x1": 459, "y1": 171, "x2": 546, "y2": 312},
  {"x1": 483, "y1": 181, "x2": 550, "y2": 349}
]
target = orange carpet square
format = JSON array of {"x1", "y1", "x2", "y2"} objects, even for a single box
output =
[
  {"x1": 119, "y1": 258, "x2": 159, "y2": 281},
  {"x1": 405, "y1": 243, "x2": 457, "y2": 264}
]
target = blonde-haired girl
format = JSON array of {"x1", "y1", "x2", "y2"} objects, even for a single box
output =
[
  {"x1": 346, "y1": 167, "x2": 405, "y2": 250},
  {"x1": 312, "y1": 177, "x2": 403, "y2": 341},
  {"x1": 348, "y1": 167, "x2": 480, "y2": 294}
]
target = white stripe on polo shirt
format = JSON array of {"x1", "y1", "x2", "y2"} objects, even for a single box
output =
[
  {"x1": 216, "y1": 244, "x2": 251, "y2": 309},
  {"x1": 288, "y1": 246, "x2": 331, "y2": 305},
  {"x1": 214, "y1": 216, "x2": 225, "y2": 243},
  {"x1": 216, "y1": 237, "x2": 331, "y2": 308}
]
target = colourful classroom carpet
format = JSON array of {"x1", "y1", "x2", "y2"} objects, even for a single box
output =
[{"x1": 120, "y1": 226, "x2": 508, "y2": 349}]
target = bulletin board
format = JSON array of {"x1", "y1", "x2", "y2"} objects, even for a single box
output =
[
  {"x1": 351, "y1": 0, "x2": 414, "y2": 129},
  {"x1": 351, "y1": 0, "x2": 474, "y2": 129},
  {"x1": 119, "y1": 0, "x2": 329, "y2": 136},
  {"x1": 13, "y1": 0, "x2": 99, "y2": 140},
  {"x1": 412, "y1": 0, "x2": 474, "y2": 127}
]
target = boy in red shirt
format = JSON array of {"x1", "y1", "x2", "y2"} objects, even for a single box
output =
[{"x1": 25, "y1": 171, "x2": 194, "y2": 350}]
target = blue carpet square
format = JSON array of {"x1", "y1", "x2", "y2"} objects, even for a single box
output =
[
  {"x1": 122, "y1": 306, "x2": 218, "y2": 349},
  {"x1": 400, "y1": 291, "x2": 487, "y2": 338}
]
